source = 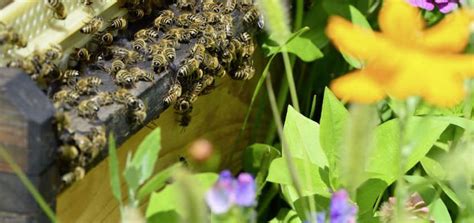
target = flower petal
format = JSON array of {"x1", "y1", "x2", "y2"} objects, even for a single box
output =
[
  {"x1": 421, "y1": 9, "x2": 473, "y2": 53},
  {"x1": 234, "y1": 173, "x2": 256, "y2": 207},
  {"x1": 379, "y1": 0, "x2": 425, "y2": 44},
  {"x1": 330, "y1": 70, "x2": 386, "y2": 104}
]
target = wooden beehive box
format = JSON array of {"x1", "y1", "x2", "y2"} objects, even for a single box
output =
[{"x1": 0, "y1": 0, "x2": 265, "y2": 222}]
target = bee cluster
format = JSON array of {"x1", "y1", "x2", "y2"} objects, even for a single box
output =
[{"x1": 2, "y1": 0, "x2": 261, "y2": 186}]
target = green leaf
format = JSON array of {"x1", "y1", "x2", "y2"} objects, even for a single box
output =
[
  {"x1": 356, "y1": 178, "x2": 387, "y2": 216},
  {"x1": 421, "y1": 156, "x2": 446, "y2": 180},
  {"x1": 243, "y1": 143, "x2": 280, "y2": 192},
  {"x1": 124, "y1": 163, "x2": 141, "y2": 193},
  {"x1": 319, "y1": 88, "x2": 349, "y2": 173},
  {"x1": 302, "y1": 0, "x2": 329, "y2": 48},
  {"x1": 269, "y1": 209, "x2": 301, "y2": 223},
  {"x1": 108, "y1": 133, "x2": 122, "y2": 205},
  {"x1": 145, "y1": 173, "x2": 218, "y2": 218},
  {"x1": 284, "y1": 106, "x2": 328, "y2": 167},
  {"x1": 429, "y1": 198, "x2": 452, "y2": 223},
  {"x1": 267, "y1": 157, "x2": 330, "y2": 198},
  {"x1": 284, "y1": 36, "x2": 324, "y2": 62},
  {"x1": 131, "y1": 128, "x2": 162, "y2": 185},
  {"x1": 148, "y1": 211, "x2": 181, "y2": 223},
  {"x1": 366, "y1": 117, "x2": 449, "y2": 184},
  {"x1": 263, "y1": 27, "x2": 315, "y2": 57},
  {"x1": 137, "y1": 163, "x2": 182, "y2": 201}
]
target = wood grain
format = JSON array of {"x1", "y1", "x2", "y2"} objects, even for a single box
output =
[{"x1": 56, "y1": 73, "x2": 267, "y2": 222}]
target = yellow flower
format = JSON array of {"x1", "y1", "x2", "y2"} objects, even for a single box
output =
[{"x1": 326, "y1": 0, "x2": 474, "y2": 107}]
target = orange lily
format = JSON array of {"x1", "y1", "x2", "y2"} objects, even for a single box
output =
[{"x1": 326, "y1": 0, "x2": 474, "y2": 107}]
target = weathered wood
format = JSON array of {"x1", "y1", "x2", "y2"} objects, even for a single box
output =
[{"x1": 0, "y1": 68, "x2": 57, "y2": 174}]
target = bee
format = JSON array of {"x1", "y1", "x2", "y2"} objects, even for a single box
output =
[
  {"x1": 145, "y1": 29, "x2": 160, "y2": 40},
  {"x1": 202, "y1": 54, "x2": 220, "y2": 71},
  {"x1": 190, "y1": 75, "x2": 214, "y2": 99},
  {"x1": 177, "y1": 0, "x2": 195, "y2": 10},
  {"x1": 174, "y1": 96, "x2": 192, "y2": 113},
  {"x1": 152, "y1": 53, "x2": 168, "y2": 73},
  {"x1": 0, "y1": 28, "x2": 27, "y2": 48},
  {"x1": 115, "y1": 69, "x2": 136, "y2": 87},
  {"x1": 177, "y1": 112, "x2": 192, "y2": 127},
  {"x1": 132, "y1": 38, "x2": 147, "y2": 53},
  {"x1": 154, "y1": 10, "x2": 174, "y2": 30},
  {"x1": 99, "y1": 32, "x2": 114, "y2": 45},
  {"x1": 224, "y1": 0, "x2": 236, "y2": 13},
  {"x1": 60, "y1": 69, "x2": 80, "y2": 85},
  {"x1": 58, "y1": 145, "x2": 79, "y2": 160},
  {"x1": 240, "y1": 0, "x2": 254, "y2": 8},
  {"x1": 203, "y1": 0, "x2": 221, "y2": 12},
  {"x1": 175, "y1": 13, "x2": 191, "y2": 27},
  {"x1": 159, "y1": 38, "x2": 180, "y2": 49},
  {"x1": 61, "y1": 167, "x2": 86, "y2": 185},
  {"x1": 132, "y1": 108, "x2": 147, "y2": 125},
  {"x1": 81, "y1": 16, "x2": 104, "y2": 34},
  {"x1": 111, "y1": 60, "x2": 126, "y2": 74},
  {"x1": 113, "y1": 89, "x2": 142, "y2": 110},
  {"x1": 224, "y1": 22, "x2": 233, "y2": 37},
  {"x1": 232, "y1": 65, "x2": 255, "y2": 80},
  {"x1": 44, "y1": 44, "x2": 63, "y2": 61},
  {"x1": 40, "y1": 62, "x2": 60, "y2": 80},
  {"x1": 93, "y1": 91, "x2": 114, "y2": 106},
  {"x1": 46, "y1": 0, "x2": 67, "y2": 20},
  {"x1": 198, "y1": 36, "x2": 217, "y2": 51},
  {"x1": 76, "y1": 77, "x2": 102, "y2": 95},
  {"x1": 76, "y1": 48, "x2": 91, "y2": 61},
  {"x1": 129, "y1": 8, "x2": 145, "y2": 20},
  {"x1": 109, "y1": 47, "x2": 142, "y2": 63},
  {"x1": 215, "y1": 66, "x2": 227, "y2": 77},
  {"x1": 191, "y1": 43, "x2": 206, "y2": 62},
  {"x1": 177, "y1": 58, "x2": 200, "y2": 77},
  {"x1": 130, "y1": 67, "x2": 154, "y2": 82},
  {"x1": 165, "y1": 28, "x2": 191, "y2": 43},
  {"x1": 243, "y1": 7, "x2": 260, "y2": 25},
  {"x1": 81, "y1": 0, "x2": 93, "y2": 5},
  {"x1": 241, "y1": 41, "x2": 255, "y2": 59},
  {"x1": 164, "y1": 82, "x2": 182, "y2": 105},
  {"x1": 239, "y1": 32, "x2": 252, "y2": 43},
  {"x1": 110, "y1": 16, "x2": 127, "y2": 30},
  {"x1": 78, "y1": 98, "x2": 100, "y2": 118},
  {"x1": 203, "y1": 11, "x2": 222, "y2": 24},
  {"x1": 90, "y1": 126, "x2": 106, "y2": 150},
  {"x1": 55, "y1": 112, "x2": 73, "y2": 133},
  {"x1": 53, "y1": 89, "x2": 80, "y2": 106},
  {"x1": 163, "y1": 47, "x2": 176, "y2": 61}
]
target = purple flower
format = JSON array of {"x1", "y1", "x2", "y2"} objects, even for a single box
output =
[
  {"x1": 406, "y1": 0, "x2": 460, "y2": 13},
  {"x1": 205, "y1": 170, "x2": 257, "y2": 214},
  {"x1": 330, "y1": 190, "x2": 357, "y2": 223}
]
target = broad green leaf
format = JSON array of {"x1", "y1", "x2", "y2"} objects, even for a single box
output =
[
  {"x1": 108, "y1": 133, "x2": 122, "y2": 205},
  {"x1": 284, "y1": 106, "x2": 328, "y2": 167},
  {"x1": 429, "y1": 198, "x2": 452, "y2": 223},
  {"x1": 294, "y1": 194, "x2": 330, "y2": 221},
  {"x1": 356, "y1": 179, "x2": 387, "y2": 216},
  {"x1": 367, "y1": 117, "x2": 449, "y2": 184},
  {"x1": 243, "y1": 143, "x2": 280, "y2": 192},
  {"x1": 267, "y1": 157, "x2": 330, "y2": 198},
  {"x1": 284, "y1": 36, "x2": 323, "y2": 62},
  {"x1": 137, "y1": 163, "x2": 182, "y2": 201},
  {"x1": 421, "y1": 156, "x2": 446, "y2": 180},
  {"x1": 438, "y1": 181, "x2": 462, "y2": 207},
  {"x1": 269, "y1": 209, "x2": 301, "y2": 223},
  {"x1": 131, "y1": 128, "x2": 162, "y2": 185},
  {"x1": 148, "y1": 211, "x2": 181, "y2": 223},
  {"x1": 124, "y1": 164, "x2": 141, "y2": 193},
  {"x1": 320, "y1": 88, "x2": 348, "y2": 172},
  {"x1": 146, "y1": 173, "x2": 218, "y2": 218}
]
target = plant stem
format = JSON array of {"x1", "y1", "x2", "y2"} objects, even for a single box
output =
[
  {"x1": 0, "y1": 146, "x2": 57, "y2": 223},
  {"x1": 282, "y1": 50, "x2": 300, "y2": 112},
  {"x1": 294, "y1": 0, "x2": 304, "y2": 31}
]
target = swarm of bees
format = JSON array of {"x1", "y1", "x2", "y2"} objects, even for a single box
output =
[{"x1": 2, "y1": 0, "x2": 261, "y2": 186}]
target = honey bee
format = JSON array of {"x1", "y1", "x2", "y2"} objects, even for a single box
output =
[
  {"x1": 90, "y1": 126, "x2": 106, "y2": 150},
  {"x1": 177, "y1": 0, "x2": 195, "y2": 10},
  {"x1": 177, "y1": 112, "x2": 192, "y2": 127},
  {"x1": 164, "y1": 82, "x2": 182, "y2": 105},
  {"x1": 132, "y1": 38, "x2": 147, "y2": 53},
  {"x1": 81, "y1": 16, "x2": 104, "y2": 34},
  {"x1": 215, "y1": 66, "x2": 227, "y2": 77},
  {"x1": 177, "y1": 58, "x2": 200, "y2": 77},
  {"x1": 78, "y1": 98, "x2": 100, "y2": 118},
  {"x1": 55, "y1": 112, "x2": 73, "y2": 133},
  {"x1": 198, "y1": 36, "x2": 217, "y2": 51},
  {"x1": 60, "y1": 69, "x2": 80, "y2": 85},
  {"x1": 159, "y1": 38, "x2": 180, "y2": 49},
  {"x1": 165, "y1": 28, "x2": 191, "y2": 43},
  {"x1": 134, "y1": 29, "x2": 148, "y2": 39},
  {"x1": 145, "y1": 29, "x2": 160, "y2": 40},
  {"x1": 129, "y1": 8, "x2": 145, "y2": 20},
  {"x1": 203, "y1": 0, "x2": 221, "y2": 12},
  {"x1": 224, "y1": 0, "x2": 236, "y2": 13},
  {"x1": 76, "y1": 77, "x2": 102, "y2": 95},
  {"x1": 44, "y1": 44, "x2": 63, "y2": 61},
  {"x1": 130, "y1": 67, "x2": 154, "y2": 82},
  {"x1": 0, "y1": 27, "x2": 27, "y2": 47},
  {"x1": 113, "y1": 89, "x2": 142, "y2": 110},
  {"x1": 115, "y1": 69, "x2": 136, "y2": 87},
  {"x1": 240, "y1": 0, "x2": 254, "y2": 8},
  {"x1": 163, "y1": 47, "x2": 176, "y2": 61},
  {"x1": 232, "y1": 65, "x2": 255, "y2": 80},
  {"x1": 93, "y1": 91, "x2": 114, "y2": 106},
  {"x1": 132, "y1": 108, "x2": 147, "y2": 125},
  {"x1": 111, "y1": 60, "x2": 126, "y2": 74},
  {"x1": 174, "y1": 96, "x2": 192, "y2": 113},
  {"x1": 202, "y1": 53, "x2": 220, "y2": 71},
  {"x1": 53, "y1": 89, "x2": 80, "y2": 106},
  {"x1": 203, "y1": 11, "x2": 222, "y2": 24},
  {"x1": 191, "y1": 43, "x2": 206, "y2": 62},
  {"x1": 58, "y1": 145, "x2": 79, "y2": 160},
  {"x1": 152, "y1": 53, "x2": 168, "y2": 73},
  {"x1": 154, "y1": 10, "x2": 174, "y2": 30},
  {"x1": 76, "y1": 48, "x2": 91, "y2": 61},
  {"x1": 175, "y1": 13, "x2": 191, "y2": 27},
  {"x1": 241, "y1": 41, "x2": 255, "y2": 59},
  {"x1": 40, "y1": 62, "x2": 60, "y2": 80},
  {"x1": 61, "y1": 167, "x2": 86, "y2": 184},
  {"x1": 239, "y1": 32, "x2": 252, "y2": 43},
  {"x1": 46, "y1": 0, "x2": 67, "y2": 20},
  {"x1": 224, "y1": 22, "x2": 233, "y2": 37},
  {"x1": 110, "y1": 16, "x2": 127, "y2": 30},
  {"x1": 243, "y1": 7, "x2": 260, "y2": 25},
  {"x1": 109, "y1": 47, "x2": 142, "y2": 63},
  {"x1": 99, "y1": 32, "x2": 114, "y2": 45}
]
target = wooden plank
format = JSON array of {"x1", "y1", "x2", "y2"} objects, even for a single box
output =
[{"x1": 57, "y1": 74, "x2": 266, "y2": 223}]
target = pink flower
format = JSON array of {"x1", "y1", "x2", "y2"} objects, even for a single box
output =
[{"x1": 406, "y1": 0, "x2": 460, "y2": 13}]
